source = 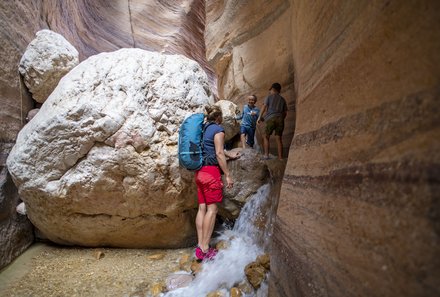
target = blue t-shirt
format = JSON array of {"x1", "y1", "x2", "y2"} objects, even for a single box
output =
[
  {"x1": 203, "y1": 123, "x2": 225, "y2": 166},
  {"x1": 236, "y1": 105, "x2": 260, "y2": 128}
]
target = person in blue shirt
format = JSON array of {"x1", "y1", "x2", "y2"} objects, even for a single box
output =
[{"x1": 235, "y1": 95, "x2": 260, "y2": 148}]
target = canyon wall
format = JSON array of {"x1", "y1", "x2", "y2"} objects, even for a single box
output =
[
  {"x1": 1, "y1": 0, "x2": 438, "y2": 295},
  {"x1": 0, "y1": 0, "x2": 210, "y2": 268},
  {"x1": 270, "y1": 1, "x2": 440, "y2": 296},
  {"x1": 205, "y1": 0, "x2": 296, "y2": 157},
  {"x1": 206, "y1": 0, "x2": 439, "y2": 296}
]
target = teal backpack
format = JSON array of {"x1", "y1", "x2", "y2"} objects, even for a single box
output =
[{"x1": 178, "y1": 113, "x2": 206, "y2": 171}]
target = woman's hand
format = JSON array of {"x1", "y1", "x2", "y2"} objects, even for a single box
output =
[{"x1": 225, "y1": 174, "x2": 234, "y2": 188}]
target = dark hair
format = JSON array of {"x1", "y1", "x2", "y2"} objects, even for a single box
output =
[
  {"x1": 250, "y1": 94, "x2": 257, "y2": 102},
  {"x1": 270, "y1": 83, "x2": 281, "y2": 92},
  {"x1": 205, "y1": 105, "x2": 222, "y2": 122}
]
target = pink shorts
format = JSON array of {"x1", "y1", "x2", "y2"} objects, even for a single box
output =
[{"x1": 195, "y1": 166, "x2": 223, "y2": 205}]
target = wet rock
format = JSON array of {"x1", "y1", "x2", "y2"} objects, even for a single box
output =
[
  {"x1": 256, "y1": 253, "x2": 270, "y2": 271},
  {"x1": 245, "y1": 261, "x2": 266, "y2": 289},
  {"x1": 19, "y1": 30, "x2": 79, "y2": 103},
  {"x1": 206, "y1": 290, "x2": 226, "y2": 297},
  {"x1": 230, "y1": 287, "x2": 242, "y2": 297},
  {"x1": 190, "y1": 259, "x2": 203, "y2": 275},
  {"x1": 7, "y1": 48, "x2": 214, "y2": 248},
  {"x1": 165, "y1": 273, "x2": 193, "y2": 291},
  {"x1": 178, "y1": 253, "x2": 192, "y2": 271},
  {"x1": 237, "y1": 280, "x2": 253, "y2": 294},
  {"x1": 215, "y1": 240, "x2": 230, "y2": 250}
]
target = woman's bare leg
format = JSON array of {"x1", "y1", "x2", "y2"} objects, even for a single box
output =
[
  {"x1": 201, "y1": 203, "x2": 218, "y2": 252},
  {"x1": 196, "y1": 203, "x2": 206, "y2": 247}
]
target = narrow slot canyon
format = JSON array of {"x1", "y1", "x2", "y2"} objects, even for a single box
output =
[{"x1": 0, "y1": 1, "x2": 439, "y2": 296}]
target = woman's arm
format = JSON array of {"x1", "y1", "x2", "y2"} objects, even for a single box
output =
[{"x1": 214, "y1": 132, "x2": 233, "y2": 188}]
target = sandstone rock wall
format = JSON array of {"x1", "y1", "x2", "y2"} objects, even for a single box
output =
[
  {"x1": 0, "y1": 0, "x2": 41, "y2": 270},
  {"x1": 269, "y1": 1, "x2": 440, "y2": 296},
  {"x1": 205, "y1": 0, "x2": 296, "y2": 157}
]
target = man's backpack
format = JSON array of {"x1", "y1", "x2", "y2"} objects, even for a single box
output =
[{"x1": 178, "y1": 113, "x2": 206, "y2": 171}]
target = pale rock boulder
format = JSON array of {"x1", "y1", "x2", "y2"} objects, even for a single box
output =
[
  {"x1": 220, "y1": 149, "x2": 270, "y2": 219},
  {"x1": 214, "y1": 99, "x2": 240, "y2": 141},
  {"x1": 19, "y1": 29, "x2": 79, "y2": 103},
  {"x1": 7, "y1": 48, "x2": 214, "y2": 248}
]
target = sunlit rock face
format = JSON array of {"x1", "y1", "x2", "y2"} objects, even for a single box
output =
[
  {"x1": 268, "y1": 1, "x2": 440, "y2": 297},
  {"x1": 205, "y1": 0, "x2": 295, "y2": 157},
  {"x1": 7, "y1": 49, "x2": 214, "y2": 248}
]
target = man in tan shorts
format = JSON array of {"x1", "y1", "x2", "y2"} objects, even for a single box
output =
[{"x1": 257, "y1": 83, "x2": 288, "y2": 160}]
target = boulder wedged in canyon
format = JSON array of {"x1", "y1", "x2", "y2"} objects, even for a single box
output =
[
  {"x1": 220, "y1": 149, "x2": 270, "y2": 219},
  {"x1": 19, "y1": 29, "x2": 79, "y2": 103},
  {"x1": 214, "y1": 99, "x2": 240, "y2": 141},
  {"x1": 7, "y1": 48, "x2": 214, "y2": 248}
]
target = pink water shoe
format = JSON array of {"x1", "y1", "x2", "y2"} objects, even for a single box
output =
[{"x1": 195, "y1": 245, "x2": 205, "y2": 261}]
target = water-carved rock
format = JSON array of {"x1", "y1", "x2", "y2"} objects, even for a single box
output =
[
  {"x1": 7, "y1": 48, "x2": 214, "y2": 248},
  {"x1": 19, "y1": 30, "x2": 79, "y2": 103}
]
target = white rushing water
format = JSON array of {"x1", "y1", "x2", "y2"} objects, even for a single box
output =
[{"x1": 163, "y1": 183, "x2": 273, "y2": 297}]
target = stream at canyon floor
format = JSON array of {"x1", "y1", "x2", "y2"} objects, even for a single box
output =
[{"x1": 0, "y1": 183, "x2": 275, "y2": 297}]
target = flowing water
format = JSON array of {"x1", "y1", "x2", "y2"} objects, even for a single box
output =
[{"x1": 164, "y1": 183, "x2": 274, "y2": 297}]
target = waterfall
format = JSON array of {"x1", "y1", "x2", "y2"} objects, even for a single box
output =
[{"x1": 164, "y1": 183, "x2": 273, "y2": 297}]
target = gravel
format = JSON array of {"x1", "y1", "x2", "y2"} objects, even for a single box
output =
[{"x1": 0, "y1": 242, "x2": 193, "y2": 297}]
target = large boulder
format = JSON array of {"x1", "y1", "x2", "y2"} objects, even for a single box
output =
[
  {"x1": 214, "y1": 99, "x2": 240, "y2": 141},
  {"x1": 7, "y1": 48, "x2": 214, "y2": 248},
  {"x1": 19, "y1": 29, "x2": 79, "y2": 103},
  {"x1": 220, "y1": 148, "x2": 271, "y2": 219}
]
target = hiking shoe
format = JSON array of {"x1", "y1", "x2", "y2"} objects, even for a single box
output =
[
  {"x1": 204, "y1": 247, "x2": 218, "y2": 260},
  {"x1": 195, "y1": 245, "x2": 205, "y2": 261}
]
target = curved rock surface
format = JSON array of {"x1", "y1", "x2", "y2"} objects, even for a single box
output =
[
  {"x1": 7, "y1": 48, "x2": 214, "y2": 248},
  {"x1": 19, "y1": 29, "x2": 79, "y2": 103},
  {"x1": 205, "y1": 0, "x2": 295, "y2": 158},
  {"x1": 206, "y1": 1, "x2": 440, "y2": 296}
]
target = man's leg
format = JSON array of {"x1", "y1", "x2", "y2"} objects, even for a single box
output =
[
  {"x1": 240, "y1": 133, "x2": 246, "y2": 148},
  {"x1": 275, "y1": 135, "x2": 283, "y2": 160},
  {"x1": 263, "y1": 134, "x2": 270, "y2": 157},
  {"x1": 195, "y1": 203, "x2": 206, "y2": 247},
  {"x1": 247, "y1": 127, "x2": 255, "y2": 148},
  {"x1": 201, "y1": 203, "x2": 218, "y2": 252}
]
